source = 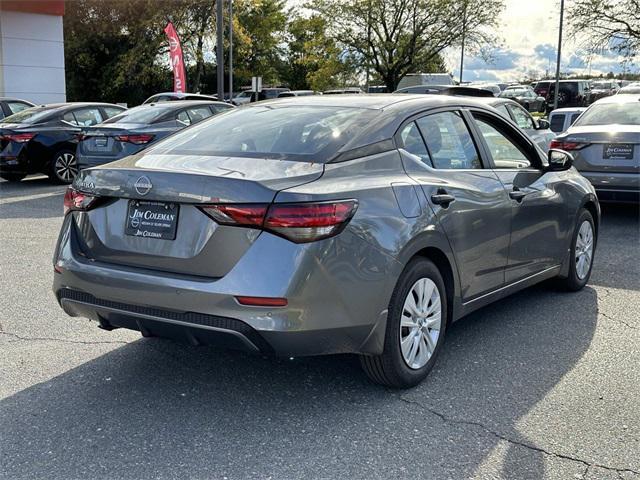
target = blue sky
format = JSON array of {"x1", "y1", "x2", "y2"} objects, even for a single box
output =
[{"x1": 445, "y1": 0, "x2": 635, "y2": 82}]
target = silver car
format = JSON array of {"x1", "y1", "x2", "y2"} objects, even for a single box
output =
[
  {"x1": 551, "y1": 94, "x2": 640, "y2": 203},
  {"x1": 53, "y1": 95, "x2": 600, "y2": 388}
]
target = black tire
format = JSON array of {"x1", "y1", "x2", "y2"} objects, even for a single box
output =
[
  {"x1": 0, "y1": 173, "x2": 26, "y2": 182},
  {"x1": 360, "y1": 258, "x2": 448, "y2": 388},
  {"x1": 48, "y1": 149, "x2": 78, "y2": 184},
  {"x1": 557, "y1": 209, "x2": 595, "y2": 291},
  {"x1": 538, "y1": 102, "x2": 546, "y2": 113}
]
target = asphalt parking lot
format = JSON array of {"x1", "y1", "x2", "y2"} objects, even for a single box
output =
[{"x1": 1, "y1": 176, "x2": 639, "y2": 480}]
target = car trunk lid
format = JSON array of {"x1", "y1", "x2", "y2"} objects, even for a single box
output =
[
  {"x1": 71, "y1": 154, "x2": 324, "y2": 277},
  {"x1": 563, "y1": 125, "x2": 640, "y2": 173}
]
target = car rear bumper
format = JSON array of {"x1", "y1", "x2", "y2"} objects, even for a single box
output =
[
  {"x1": 52, "y1": 215, "x2": 401, "y2": 357},
  {"x1": 581, "y1": 171, "x2": 640, "y2": 203}
]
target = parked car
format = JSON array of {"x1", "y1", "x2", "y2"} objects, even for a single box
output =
[
  {"x1": 394, "y1": 85, "x2": 493, "y2": 97},
  {"x1": 468, "y1": 83, "x2": 501, "y2": 96},
  {"x1": 617, "y1": 82, "x2": 640, "y2": 95},
  {"x1": 397, "y1": 73, "x2": 454, "y2": 90},
  {"x1": 367, "y1": 85, "x2": 388, "y2": 93},
  {"x1": 277, "y1": 90, "x2": 316, "y2": 98},
  {"x1": 548, "y1": 107, "x2": 587, "y2": 133},
  {"x1": 54, "y1": 94, "x2": 599, "y2": 388},
  {"x1": 0, "y1": 102, "x2": 125, "y2": 183},
  {"x1": 472, "y1": 97, "x2": 555, "y2": 151},
  {"x1": 142, "y1": 92, "x2": 219, "y2": 104},
  {"x1": 77, "y1": 101, "x2": 233, "y2": 170},
  {"x1": 232, "y1": 88, "x2": 291, "y2": 105},
  {"x1": 588, "y1": 80, "x2": 619, "y2": 103},
  {"x1": 535, "y1": 80, "x2": 591, "y2": 110},
  {"x1": 499, "y1": 86, "x2": 546, "y2": 112},
  {"x1": 323, "y1": 88, "x2": 363, "y2": 94},
  {"x1": 550, "y1": 94, "x2": 639, "y2": 203},
  {"x1": 0, "y1": 97, "x2": 34, "y2": 120}
]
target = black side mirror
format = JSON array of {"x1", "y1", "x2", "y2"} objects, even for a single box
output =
[
  {"x1": 537, "y1": 119, "x2": 550, "y2": 130},
  {"x1": 546, "y1": 149, "x2": 573, "y2": 171}
]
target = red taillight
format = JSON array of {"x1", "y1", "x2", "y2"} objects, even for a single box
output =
[
  {"x1": 235, "y1": 296, "x2": 288, "y2": 307},
  {"x1": 63, "y1": 187, "x2": 99, "y2": 215},
  {"x1": 1, "y1": 132, "x2": 36, "y2": 143},
  {"x1": 549, "y1": 140, "x2": 589, "y2": 151},
  {"x1": 114, "y1": 134, "x2": 154, "y2": 145},
  {"x1": 198, "y1": 200, "x2": 358, "y2": 243}
]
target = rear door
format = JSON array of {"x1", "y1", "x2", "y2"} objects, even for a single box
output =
[
  {"x1": 399, "y1": 109, "x2": 511, "y2": 301},
  {"x1": 469, "y1": 110, "x2": 568, "y2": 283}
]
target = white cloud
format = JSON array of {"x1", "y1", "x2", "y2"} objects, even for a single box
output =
[{"x1": 446, "y1": 0, "x2": 637, "y2": 83}]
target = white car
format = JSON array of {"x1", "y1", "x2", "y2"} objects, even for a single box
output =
[{"x1": 548, "y1": 108, "x2": 587, "y2": 133}]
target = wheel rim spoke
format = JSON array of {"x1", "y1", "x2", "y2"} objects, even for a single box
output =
[
  {"x1": 400, "y1": 277, "x2": 442, "y2": 369},
  {"x1": 575, "y1": 220, "x2": 593, "y2": 280}
]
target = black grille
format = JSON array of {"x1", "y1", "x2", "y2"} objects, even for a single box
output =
[{"x1": 58, "y1": 289, "x2": 274, "y2": 354}]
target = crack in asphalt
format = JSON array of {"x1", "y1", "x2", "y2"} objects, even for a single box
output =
[
  {"x1": 0, "y1": 330, "x2": 128, "y2": 346},
  {"x1": 396, "y1": 395, "x2": 640, "y2": 477},
  {"x1": 599, "y1": 311, "x2": 638, "y2": 330}
]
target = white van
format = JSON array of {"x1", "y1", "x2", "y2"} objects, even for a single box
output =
[{"x1": 397, "y1": 73, "x2": 454, "y2": 90}]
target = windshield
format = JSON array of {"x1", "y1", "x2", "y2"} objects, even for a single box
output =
[
  {"x1": 102, "y1": 105, "x2": 173, "y2": 124},
  {"x1": 1, "y1": 106, "x2": 60, "y2": 124},
  {"x1": 148, "y1": 105, "x2": 379, "y2": 162},
  {"x1": 573, "y1": 103, "x2": 640, "y2": 126},
  {"x1": 591, "y1": 82, "x2": 609, "y2": 89}
]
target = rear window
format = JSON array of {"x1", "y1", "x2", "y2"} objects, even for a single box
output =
[
  {"x1": 1, "y1": 105, "x2": 60, "y2": 124},
  {"x1": 574, "y1": 103, "x2": 640, "y2": 126},
  {"x1": 549, "y1": 114, "x2": 566, "y2": 132},
  {"x1": 102, "y1": 105, "x2": 173, "y2": 125},
  {"x1": 148, "y1": 105, "x2": 379, "y2": 162}
]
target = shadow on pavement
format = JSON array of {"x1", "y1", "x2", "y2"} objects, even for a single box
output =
[{"x1": 0, "y1": 283, "x2": 598, "y2": 479}]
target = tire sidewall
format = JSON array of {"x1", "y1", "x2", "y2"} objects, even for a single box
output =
[
  {"x1": 566, "y1": 209, "x2": 595, "y2": 290},
  {"x1": 385, "y1": 258, "x2": 448, "y2": 387}
]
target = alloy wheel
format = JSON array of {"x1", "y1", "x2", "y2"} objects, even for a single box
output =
[
  {"x1": 55, "y1": 152, "x2": 78, "y2": 183},
  {"x1": 399, "y1": 277, "x2": 442, "y2": 369},
  {"x1": 575, "y1": 220, "x2": 594, "y2": 280}
]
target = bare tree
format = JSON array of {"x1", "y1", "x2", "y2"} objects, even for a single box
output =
[
  {"x1": 569, "y1": 0, "x2": 640, "y2": 57},
  {"x1": 311, "y1": 0, "x2": 503, "y2": 91}
]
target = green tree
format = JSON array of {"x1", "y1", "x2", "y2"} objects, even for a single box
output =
[{"x1": 311, "y1": 0, "x2": 504, "y2": 91}]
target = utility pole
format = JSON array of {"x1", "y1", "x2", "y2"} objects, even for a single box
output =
[
  {"x1": 459, "y1": 2, "x2": 466, "y2": 84},
  {"x1": 553, "y1": 0, "x2": 564, "y2": 110},
  {"x1": 228, "y1": 0, "x2": 233, "y2": 102},
  {"x1": 216, "y1": 0, "x2": 224, "y2": 100}
]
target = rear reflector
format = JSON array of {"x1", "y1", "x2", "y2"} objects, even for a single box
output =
[
  {"x1": 549, "y1": 140, "x2": 589, "y2": 151},
  {"x1": 198, "y1": 200, "x2": 358, "y2": 243},
  {"x1": 235, "y1": 296, "x2": 288, "y2": 307},
  {"x1": 63, "y1": 187, "x2": 100, "y2": 215},
  {"x1": 115, "y1": 134, "x2": 154, "y2": 144},
  {"x1": 1, "y1": 132, "x2": 36, "y2": 143}
]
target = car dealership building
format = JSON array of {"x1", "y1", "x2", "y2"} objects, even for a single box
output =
[{"x1": 0, "y1": 0, "x2": 66, "y2": 104}]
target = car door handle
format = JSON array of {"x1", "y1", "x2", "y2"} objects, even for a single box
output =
[
  {"x1": 431, "y1": 190, "x2": 455, "y2": 207},
  {"x1": 509, "y1": 189, "x2": 527, "y2": 202}
]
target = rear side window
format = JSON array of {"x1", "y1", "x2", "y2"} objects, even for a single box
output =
[
  {"x1": 66, "y1": 108, "x2": 102, "y2": 126},
  {"x1": 399, "y1": 122, "x2": 430, "y2": 164},
  {"x1": 549, "y1": 114, "x2": 565, "y2": 132},
  {"x1": 570, "y1": 113, "x2": 581, "y2": 125},
  {"x1": 185, "y1": 106, "x2": 213, "y2": 124},
  {"x1": 7, "y1": 101, "x2": 32, "y2": 115},
  {"x1": 103, "y1": 106, "x2": 125, "y2": 119},
  {"x1": 416, "y1": 112, "x2": 482, "y2": 169}
]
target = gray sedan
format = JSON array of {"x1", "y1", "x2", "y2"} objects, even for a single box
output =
[
  {"x1": 551, "y1": 94, "x2": 640, "y2": 203},
  {"x1": 53, "y1": 95, "x2": 599, "y2": 388}
]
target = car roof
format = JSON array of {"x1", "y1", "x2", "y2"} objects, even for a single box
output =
[
  {"x1": 142, "y1": 99, "x2": 230, "y2": 109},
  {"x1": 0, "y1": 97, "x2": 35, "y2": 104},
  {"x1": 594, "y1": 93, "x2": 640, "y2": 104},
  {"x1": 549, "y1": 107, "x2": 587, "y2": 114},
  {"x1": 35, "y1": 102, "x2": 125, "y2": 109},
  {"x1": 463, "y1": 97, "x2": 518, "y2": 108}
]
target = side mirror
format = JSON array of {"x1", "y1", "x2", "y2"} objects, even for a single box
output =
[
  {"x1": 546, "y1": 149, "x2": 573, "y2": 171},
  {"x1": 537, "y1": 119, "x2": 550, "y2": 130}
]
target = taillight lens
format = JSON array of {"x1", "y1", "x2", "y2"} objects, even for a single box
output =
[
  {"x1": 114, "y1": 134, "x2": 154, "y2": 145},
  {"x1": 549, "y1": 139, "x2": 589, "y2": 151},
  {"x1": 1, "y1": 132, "x2": 36, "y2": 143},
  {"x1": 198, "y1": 200, "x2": 358, "y2": 243},
  {"x1": 63, "y1": 187, "x2": 99, "y2": 215}
]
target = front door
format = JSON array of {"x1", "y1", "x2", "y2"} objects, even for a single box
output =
[
  {"x1": 398, "y1": 110, "x2": 512, "y2": 301},
  {"x1": 469, "y1": 110, "x2": 568, "y2": 284}
]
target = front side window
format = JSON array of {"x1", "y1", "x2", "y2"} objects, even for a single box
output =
[
  {"x1": 474, "y1": 117, "x2": 532, "y2": 169},
  {"x1": 416, "y1": 111, "x2": 482, "y2": 169},
  {"x1": 494, "y1": 104, "x2": 511, "y2": 120},
  {"x1": 506, "y1": 104, "x2": 535, "y2": 130},
  {"x1": 149, "y1": 105, "x2": 380, "y2": 163}
]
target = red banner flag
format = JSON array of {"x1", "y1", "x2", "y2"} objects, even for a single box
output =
[{"x1": 164, "y1": 22, "x2": 187, "y2": 93}]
